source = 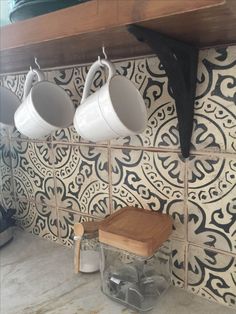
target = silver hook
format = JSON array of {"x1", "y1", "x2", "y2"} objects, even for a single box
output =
[
  {"x1": 102, "y1": 46, "x2": 108, "y2": 60},
  {"x1": 97, "y1": 46, "x2": 108, "y2": 67},
  {"x1": 34, "y1": 57, "x2": 41, "y2": 69},
  {"x1": 29, "y1": 57, "x2": 41, "y2": 71}
]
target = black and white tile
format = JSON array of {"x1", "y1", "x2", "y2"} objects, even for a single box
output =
[
  {"x1": 11, "y1": 140, "x2": 55, "y2": 204},
  {"x1": 111, "y1": 57, "x2": 179, "y2": 149},
  {"x1": 53, "y1": 144, "x2": 109, "y2": 217},
  {"x1": 0, "y1": 137, "x2": 13, "y2": 197},
  {"x1": 188, "y1": 155, "x2": 236, "y2": 253},
  {"x1": 171, "y1": 239, "x2": 186, "y2": 288},
  {"x1": 111, "y1": 148, "x2": 185, "y2": 238},
  {"x1": 192, "y1": 46, "x2": 236, "y2": 153},
  {"x1": 58, "y1": 209, "x2": 97, "y2": 247},
  {"x1": 188, "y1": 245, "x2": 236, "y2": 308},
  {"x1": 0, "y1": 45, "x2": 236, "y2": 309},
  {"x1": 14, "y1": 200, "x2": 58, "y2": 242}
]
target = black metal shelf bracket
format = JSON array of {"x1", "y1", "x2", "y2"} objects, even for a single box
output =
[{"x1": 128, "y1": 25, "x2": 199, "y2": 158}]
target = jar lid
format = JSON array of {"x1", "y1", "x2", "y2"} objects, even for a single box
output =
[{"x1": 99, "y1": 207, "x2": 172, "y2": 257}]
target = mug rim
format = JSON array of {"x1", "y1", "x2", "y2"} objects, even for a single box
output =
[{"x1": 29, "y1": 80, "x2": 75, "y2": 128}]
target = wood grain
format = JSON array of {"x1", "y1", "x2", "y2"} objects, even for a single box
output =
[
  {"x1": 0, "y1": 0, "x2": 235, "y2": 74},
  {"x1": 1, "y1": 0, "x2": 223, "y2": 49},
  {"x1": 99, "y1": 207, "x2": 172, "y2": 257},
  {"x1": 74, "y1": 223, "x2": 84, "y2": 273},
  {"x1": 118, "y1": 0, "x2": 225, "y2": 24},
  {"x1": 139, "y1": 0, "x2": 236, "y2": 46}
]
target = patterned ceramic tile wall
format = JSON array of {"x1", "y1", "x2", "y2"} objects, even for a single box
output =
[
  {"x1": 0, "y1": 126, "x2": 14, "y2": 208},
  {"x1": 0, "y1": 45, "x2": 235, "y2": 308}
]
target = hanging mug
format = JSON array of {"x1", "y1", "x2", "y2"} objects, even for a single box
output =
[
  {"x1": 14, "y1": 69, "x2": 75, "y2": 138},
  {"x1": 0, "y1": 86, "x2": 20, "y2": 126},
  {"x1": 73, "y1": 59, "x2": 147, "y2": 142}
]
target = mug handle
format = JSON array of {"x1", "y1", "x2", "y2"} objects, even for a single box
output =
[
  {"x1": 81, "y1": 59, "x2": 116, "y2": 104},
  {"x1": 23, "y1": 69, "x2": 45, "y2": 100}
]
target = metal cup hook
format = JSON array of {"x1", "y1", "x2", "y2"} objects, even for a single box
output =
[
  {"x1": 34, "y1": 57, "x2": 41, "y2": 69},
  {"x1": 98, "y1": 46, "x2": 108, "y2": 66},
  {"x1": 102, "y1": 46, "x2": 108, "y2": 60},
  {"x1": 30, "y1": 57, "x2": 41, "y2": 71}
]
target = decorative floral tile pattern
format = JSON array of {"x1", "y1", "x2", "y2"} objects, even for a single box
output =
[
  {"x1": 192, "y1": 46, "x2": 236, "y2": 154},
  {"x1": 14, "y1": 200, "x2": 58, "y2": 241},
  {"x1": 188, "y1": 155, "x2": 236, "y2": 253},
  {"x1": 0, "y1": 194, "x2": 15, "y2": 211},
  {"x1": 54, "y1": 144, "x2": 109, "y2": 217},
  {"x1": 58, "y1": 209, "x2": 97, "y2": 247},
  {"x1": 0, "y1": 123, "x2": 9, "y2": 139},
  {"x1": 111, "y1": 57, "x2": 179, "y2": 150},
  {"x1": 9, "y1": 127, "x2": 52, "y2": 142},
  {"x1": 1, "y1": 73, "x2": 26, "y2": 101},
  {"x1": 0, "y1": 137, "x2": 13, "y2": 197},
  {"x1": 188, "y1": 245, "x2": 236, "y2": 308},
  {"x1": 171, "y1": 239, "x2": 186, "y2": 288},
  {"x1": 111, "y1": 148, "x2": 185, "y2": 238},
  {"x1": 11, "y1": 140, "x2": 55, "y2": 205}
]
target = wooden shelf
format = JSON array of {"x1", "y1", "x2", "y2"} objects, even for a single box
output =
[{"x1": 0, "y1": 0, "x2": 235, "y2": 74}]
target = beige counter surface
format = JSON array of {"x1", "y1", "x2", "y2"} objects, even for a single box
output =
[{"x1": 0, "y1": 229, "x2": 235, "y2": 314}]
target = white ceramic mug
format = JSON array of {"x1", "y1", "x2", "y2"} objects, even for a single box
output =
[
  {"x1": 14, "y1": 69, "x2": 75, "y2": 138},
  {"x1": 73, "y1": 59, "x2": 147, "y2": 142},
  {"x1": 0, "y1": 86, "x2": 20, "y2": 125}
]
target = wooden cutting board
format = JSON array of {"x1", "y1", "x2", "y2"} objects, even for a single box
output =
[{"x1": 99, "y1": 207, "x2": 172, "y2": 257}]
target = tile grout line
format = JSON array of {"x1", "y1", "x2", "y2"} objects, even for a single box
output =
[
  {"x1": 171, "y1": 235, "x2": 236, "y2": 258},
  {"x1": 184, "y1": 157, "x2": 189, "y2": 290},
  {"x1": 8, "y1": 141, "x2": 236, "y2": 258},
  {"x1": 189, "y1": 150, "x2": 236, "y2": 159},
  {"x1": 184, "y1": 243, "x2": 189, "y2": 291},
  {"x1": 57, "y1": 210, "x2": 102, "y2": 221},
  {"x1": 9, "y1": 135, "x2": 236, "y2": 159},
  {"x1": 14, "y1": 196, "x2": 105, "y2": 221},
  {"x1": 171, "y1": 234, "x2": 236, "y2": 258},
  {"x1": 187, "y1": 241, "x2": 236, "y2": 258},
  {"x1": 13, "y1": 197, "x2": 236, "y2": 258},
  {"x1": 8, "y1": 131, "x2": 16, "y2": 205},
  {"x1": 186, "y1": 287, "x2": 236, "y2": 311},
  {"x1": 50, "y1": 141, "x2": 62, "y2": 244},
  {"x1": 107, "y1": 141, "x2": 113, "y2": 216}
]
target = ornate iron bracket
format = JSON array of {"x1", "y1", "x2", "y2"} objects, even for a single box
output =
[{"x1": 128, "y1": 25, "x2": 199, "y2": 158}]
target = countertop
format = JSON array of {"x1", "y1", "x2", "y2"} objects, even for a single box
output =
[{"x1": 0, "y1": 229, "x2": 235, "y2": 314}]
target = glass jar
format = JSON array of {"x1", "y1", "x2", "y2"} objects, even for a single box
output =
[
  {"x1": 100, "y1": 240, "x2": 172, "y2": 312},
  {"x1": 74, "y1": 230, "x2": 100, "y2": 273}
]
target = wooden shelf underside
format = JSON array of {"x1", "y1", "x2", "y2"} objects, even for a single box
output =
[{"x1": 0, "y1": 0, "x2": 235, "y2": 74}]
